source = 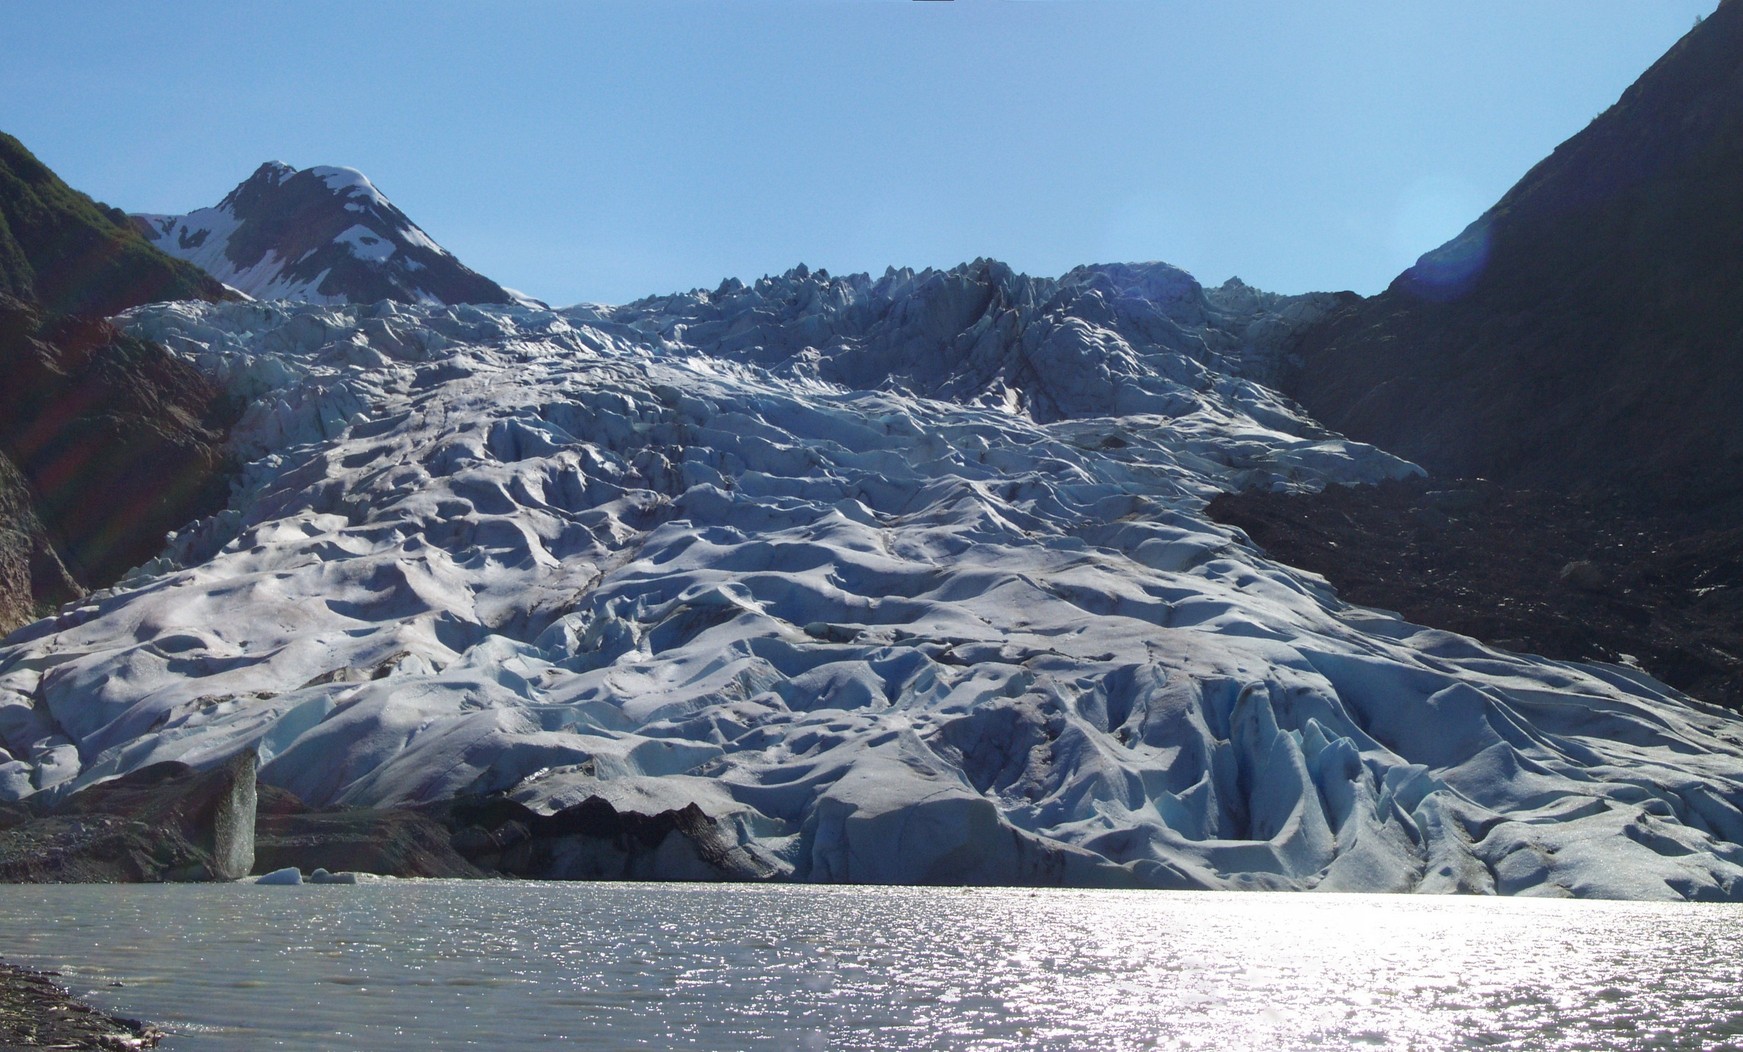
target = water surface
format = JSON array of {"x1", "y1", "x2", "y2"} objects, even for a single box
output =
[{"x1": 2, "y1": 882, "x2": 1740, "y2": 1050}]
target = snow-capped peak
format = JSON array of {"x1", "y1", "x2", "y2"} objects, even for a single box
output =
[
  {"x1": 133, "y1": 161, "x2": 515, "y2": 307},
  {"x1": 309, "y1": 164, "x2": 383, "y2": 199}
]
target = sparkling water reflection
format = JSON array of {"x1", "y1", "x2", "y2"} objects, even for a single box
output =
[{"x1": 1, "y1": 882, "x2": 1741, "y2": 1050}]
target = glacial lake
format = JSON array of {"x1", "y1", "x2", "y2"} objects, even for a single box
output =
[{"x1": 1, "y1": 882, "x2": 1741, "y2": 1050}]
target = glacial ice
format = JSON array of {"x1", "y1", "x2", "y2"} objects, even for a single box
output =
[{"x1": 4, "y1": 259, "x2": 1743, "y2": 897}]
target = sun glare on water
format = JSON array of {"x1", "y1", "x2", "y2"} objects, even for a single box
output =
[{"x1": 1, "y1": 882, "x2": 1740, "y2": 1050}]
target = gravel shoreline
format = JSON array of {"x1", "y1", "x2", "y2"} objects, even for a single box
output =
[{"x1": 0, "y1": 960, "x2": 160, "y2": 1050}]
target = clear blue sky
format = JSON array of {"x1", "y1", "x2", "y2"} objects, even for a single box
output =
[{"x1": 0, "y1": 1, "x2": 1717, "y2": 305}]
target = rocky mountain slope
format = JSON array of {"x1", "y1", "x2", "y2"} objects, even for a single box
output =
[
  {"x1": 0, "y1": 298, "x2": 237, "y2": 591},
  {"x1": 0, "y1": 450, "x2": 78, "y2": 633},
  {"x1": 1289, "y1": 0, "x2": 1743, "y2": 507},
  {"x1": 1223, "y1": 2, "x2": 1743, "y2": 715},
  {"x1": 0, "y1": 134, "x2": 237, "y2": 634},
  {"x1": 0, "y1": 134, "x2": 229, "y2": 318},
  {"x1": 134, "y1": 162, "x2": 522, "y2": 307}
]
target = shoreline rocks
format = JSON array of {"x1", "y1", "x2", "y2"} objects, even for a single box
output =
[{"x1": 0, "y1": 960, "x2": 160, "y2": 1050}]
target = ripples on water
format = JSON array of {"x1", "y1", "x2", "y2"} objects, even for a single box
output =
[{"x1": 1, "y1": 882, "x2": 1741, "y2": 1050}]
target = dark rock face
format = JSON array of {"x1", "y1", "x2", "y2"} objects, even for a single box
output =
[
  {"x1": 0, "y1": 132, "x2": 237, "y2": 634},
  {"x1": 134, "y1": 162, "x2": 517, "y2": 307},
  {"x1": 426, "y1": 795, "x2": 782, "y2": 881},
  {"x1": 1259, "y1": 5, "x2": 1743, "y2": 711},
  {"x1": 252, "y1": 786, "x2": 486, "y2": 879},
  {"x1": 0, "y1": 752, "x2": 257, "y2": 882},
  {"x1": 1208, "y1": 477, "x2": 1743, "y2": 711},
  {"x1": 0, "y1": 814, "x2": 215, "y2": 884},
  {"x1": 0, "y1": 451, "x2": 79, "y2": 630},
  {"x1": 0, "y1": 295, "x2": 237, "y2": 603},
  {"x1": 1290, "y1": 1, "x2": 1743, "y2": 508},
  {"x1": 251, "y1": 788, "x2": 782, "y2": 881}
]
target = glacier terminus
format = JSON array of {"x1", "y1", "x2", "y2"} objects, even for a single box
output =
[{"x1": 3, "y1": 259, "x2": 1742, "y2": 898}]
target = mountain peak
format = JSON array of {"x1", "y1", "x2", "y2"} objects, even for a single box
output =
[
  {"x1": 138, "y1": 161, "x2": 513, "y2": 307},
  {"x1": 306, "y1": 165, "x2": 390, "y2": 207}
]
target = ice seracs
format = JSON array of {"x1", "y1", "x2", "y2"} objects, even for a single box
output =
[
  {"x1": 133, "y1": 161, "x2": 519, "y2": 308},
  {"x1": 2, "y1": 259, "x2": 1742, "y2": 898}
]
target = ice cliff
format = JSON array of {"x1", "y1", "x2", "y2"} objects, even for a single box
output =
[{"x1": 3, "y1": 260, "x2": 1743, "y2": 898}]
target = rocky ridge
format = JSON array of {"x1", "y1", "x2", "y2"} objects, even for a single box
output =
[
  {"x1": 0, "y1": 297, "x2": 238, "y2": 600},
  {"x1": 0, "y1": 133, "x2": 229, "y2": 319}
]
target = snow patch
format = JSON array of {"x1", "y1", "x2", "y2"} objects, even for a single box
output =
[{"x1": 334, "y1": 225, "x2": 395, "y2": 263}]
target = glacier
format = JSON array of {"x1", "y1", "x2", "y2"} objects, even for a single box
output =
[{"x1": 4, "y1": 259, "x2": 1743, "y2": 897}]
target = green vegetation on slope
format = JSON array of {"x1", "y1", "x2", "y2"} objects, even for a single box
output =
[
  {"x1": 0, "y1": 132, "x2": 231, "y2": 317},
  {"x1": 0, "y1": 132, "x2": 238, "y2": 634}
]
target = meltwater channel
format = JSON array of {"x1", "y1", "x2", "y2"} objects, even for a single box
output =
[{"x1": 2, "y1": 881, "x2": 1741, "y2": 1050}]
